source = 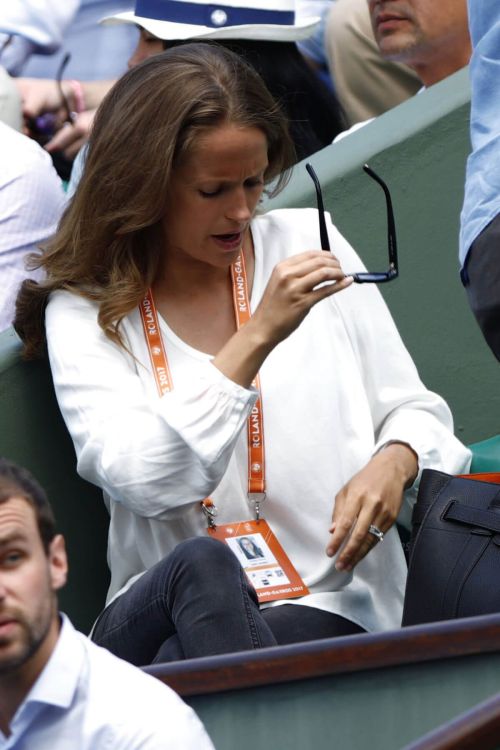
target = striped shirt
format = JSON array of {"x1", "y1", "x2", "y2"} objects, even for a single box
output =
[{"x1": 0, "y1": 122, "x2": 65, "y2": 332}]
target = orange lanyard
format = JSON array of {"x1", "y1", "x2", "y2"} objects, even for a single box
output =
[
  {"x1": 139, "y1": 292, "x2": 173, "y2": 395},
  {"x1": 230, "y1": 254, "x2": 265, "y2": 506},
  {"x1": 139, "y1": 254, "x2": 266, "y2": 515}
]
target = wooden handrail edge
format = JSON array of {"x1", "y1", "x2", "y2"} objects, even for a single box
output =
[
  {"x1": 143, "y1": 612, "x2": 500, "y2": 697},
  {"x1": 401, "y1": 691, "x2": 500, "y2": 750}
]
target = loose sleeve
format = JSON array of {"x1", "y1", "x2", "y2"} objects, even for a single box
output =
[{"x1": 46, "y1": 292, "x2": 257, "y2": 519}]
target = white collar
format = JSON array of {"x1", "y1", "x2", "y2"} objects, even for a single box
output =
[{"x1": 13, "y1": 614, "x2": 84, "y2": 717}]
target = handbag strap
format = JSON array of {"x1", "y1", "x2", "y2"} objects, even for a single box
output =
[
  {"x1": 412, "y1": 471, "x2": 500, "y2": 527},
  {"x1": 444, "y1": 500, "x2": 500, "y2": 534}
]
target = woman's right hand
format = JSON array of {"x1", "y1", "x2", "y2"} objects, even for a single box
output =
[
  {"x1": 212, "y1": 250, "x2": 352, "y2": 388},
  {"x1": 251, "y1": 250, "x2": 353, "y2": 347}
]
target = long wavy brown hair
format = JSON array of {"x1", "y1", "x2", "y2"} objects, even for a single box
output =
[{"x1": 15, "y1": 42, "x2": 295, "y2": 358}]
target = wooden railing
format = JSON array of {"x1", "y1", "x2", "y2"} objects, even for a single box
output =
[
  {"x1": 143, "y1": 612, "x2": 500, "y2": 697},
  {"x1": 402, "y1": 691, "x2": 500, "y2": 750}
]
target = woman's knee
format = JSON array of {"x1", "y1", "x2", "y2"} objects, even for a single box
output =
[
  {"x1": 168, "y1": 536, "x2": 241, "y2": 580},
  {"x1": 164, "y1": 536, "x2": 255, "y2": 614}
]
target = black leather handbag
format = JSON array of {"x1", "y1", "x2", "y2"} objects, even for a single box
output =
[{"x1": 402, "y1": 469, "x2": 500, "y2": 626}]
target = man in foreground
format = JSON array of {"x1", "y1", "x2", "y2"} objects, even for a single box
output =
[{"x1": 0, "y1": 457, "x2": 214, "y2": 748}]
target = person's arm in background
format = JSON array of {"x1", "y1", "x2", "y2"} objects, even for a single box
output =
[
  {"x1": 0, "y1": 0, "x2": 79, "y2": 75},
  {"x1": 15, "y1": 77, "x2": 115, "y2": 158},
  {"x1": 0, "y1": 123, "x2": 65, "y2": 332},
  {"x1": 16, "y1": 76, "x2": 115, "y2": 117}
]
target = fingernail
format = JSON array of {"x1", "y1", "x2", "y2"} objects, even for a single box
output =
[{"x1": 335, "y1": 560, "x2": 345, "y2": 571}]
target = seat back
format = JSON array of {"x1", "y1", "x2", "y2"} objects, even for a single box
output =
[{"x1": 469, "y1": 435, "x2": 500, "y2": 474}]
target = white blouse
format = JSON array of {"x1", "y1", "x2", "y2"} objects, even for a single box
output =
[{"x1": 46, "y1": 208, "x2": 471, "y2": 632}]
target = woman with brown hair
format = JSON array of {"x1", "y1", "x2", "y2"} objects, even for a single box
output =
[{"x1": 15, "y1": 43, "x2": 469, "y2": 665}]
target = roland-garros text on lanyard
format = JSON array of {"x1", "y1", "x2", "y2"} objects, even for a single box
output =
[{"x1": 139, "y1": 253, "x2": 266, "y2": 516}]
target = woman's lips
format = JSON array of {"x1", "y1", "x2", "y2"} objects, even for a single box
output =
[{"x1": 212, "y1": 232, "x2": 243, "y2": 251}]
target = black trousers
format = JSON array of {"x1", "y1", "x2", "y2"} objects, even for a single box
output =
[
  {"x1": 462, "y1": 212, "x2": 500, "y2": 362},
  {"x1": 92, "y1": 537, "x2": 365, "y2": 665}
]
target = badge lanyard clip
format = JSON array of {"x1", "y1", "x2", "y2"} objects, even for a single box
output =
[
  {"x1": 201, "y1": 499, "x2": 217, "y2": 529},
  {"x1": 248, "y1": 492, "x2": 266, "y2": 521}
]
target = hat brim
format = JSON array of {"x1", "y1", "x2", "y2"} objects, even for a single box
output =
[{"x1": 101, "y1": 10, "x2": 320, "y2": 42}]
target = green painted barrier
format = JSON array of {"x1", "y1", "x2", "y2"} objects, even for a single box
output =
[
  {"x1": 189, "y1": 652, "x2": 500, "y2": 750},
  {"x1": 147, "y1": 614, "x2": 500, "y2": 750},
  {"x1": 0, "y1": 328, "x2": 109, "y2": 633},
  {"x1": 267, "y1": 68, "x2": 499, "y2": 445}
]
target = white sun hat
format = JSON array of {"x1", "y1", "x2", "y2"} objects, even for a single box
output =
[{"x1": 102, "y1": 0, "x2": 320, "y2": 43}]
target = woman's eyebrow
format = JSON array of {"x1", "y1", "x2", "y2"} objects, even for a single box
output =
[{"x1": 196, "y1": 169, "x2": 268, "y2": 185}]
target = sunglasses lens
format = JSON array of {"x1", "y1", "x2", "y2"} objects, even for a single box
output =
[{"x1": 352, "y1": 270, "x2": 398, "y2": 283}]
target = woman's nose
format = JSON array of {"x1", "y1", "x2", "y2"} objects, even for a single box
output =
[{"x1": 226, "y1": 190, "x2": 253, "y2": 222}]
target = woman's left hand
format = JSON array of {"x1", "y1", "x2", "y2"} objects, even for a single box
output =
[{"x1": 326, "y1": 442, "x2": 418, "y2": 571}]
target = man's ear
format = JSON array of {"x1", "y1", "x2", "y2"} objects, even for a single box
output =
[{"x1": 48, "y1": 534, "x2": 68, "y2": 592}]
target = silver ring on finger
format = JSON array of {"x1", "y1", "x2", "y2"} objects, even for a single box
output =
[{"x1": 368, "y1": 524, "x2": 384, "y2": 543}]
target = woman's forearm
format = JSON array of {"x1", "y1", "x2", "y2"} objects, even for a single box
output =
[
  {"x1": 211, "y1": 319, "x2": 274, "y2": 388},
  {"x1": 213, "y1": 250, "x2": 352, "y2": 386}
]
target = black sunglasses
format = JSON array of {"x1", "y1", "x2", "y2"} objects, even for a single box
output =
[
  {"x1": 56, "y1": 52, "x2": 75, "y2": 125},
  {"x1": 305, "y1": 162, "x2": 398, "y2": 283}
]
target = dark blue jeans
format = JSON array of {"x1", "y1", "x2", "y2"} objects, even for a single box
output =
[{"x1": 92, "y1": 537, "x2": 364, "y2": 665}]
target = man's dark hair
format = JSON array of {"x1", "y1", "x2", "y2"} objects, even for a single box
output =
[{"x1": 0, "y1": 458, "x2": 56, "y2": 553}]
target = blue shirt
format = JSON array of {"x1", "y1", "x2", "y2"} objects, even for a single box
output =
[
  {"x1": 0, "y1": 615, "x2": 214, "y2": 750},
  {"x1": 296, "y1": 0, "x2": 333, "y2": 66},
  {"x1": 460, "y1": 0, "x2": 500, "y2": 269},
  {"x1": 20, "y1": 1, "x2": 138, "y2": 80}
]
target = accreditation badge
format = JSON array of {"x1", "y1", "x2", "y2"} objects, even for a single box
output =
[{"x1": 208, "y1": 519, "x2": 309, "y2": 603}]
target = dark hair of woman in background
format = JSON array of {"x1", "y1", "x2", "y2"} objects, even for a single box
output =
[{"x1": 167, "y1": 39, "x2": 346, "y2": 161}]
